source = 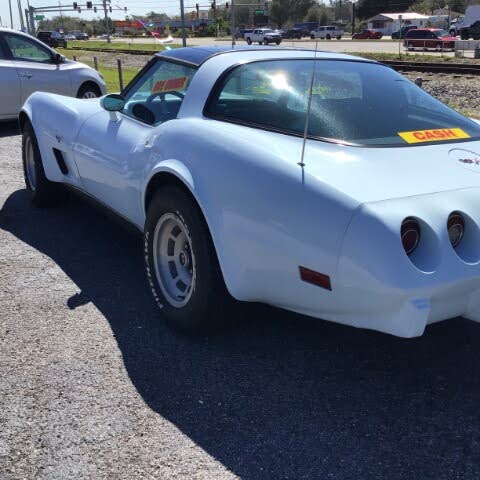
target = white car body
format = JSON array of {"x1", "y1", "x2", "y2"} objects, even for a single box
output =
[
  {"x1": 310, "y1": 26, "x2": 343, "y2": 40},
  {"x1": 20, "y1": 46, "x2": 480, "y2": 338},
  {"x1": 0, "y1": 28, "x2": 106, "y2": 120}
]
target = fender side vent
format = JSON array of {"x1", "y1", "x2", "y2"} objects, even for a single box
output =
[{"x1": 53, "y1": 148, "x2": 68, "y2": 175}]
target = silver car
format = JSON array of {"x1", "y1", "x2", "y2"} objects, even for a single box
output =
[{"x1": 0, "y1": 28, "x2": 106, "y2": 121}]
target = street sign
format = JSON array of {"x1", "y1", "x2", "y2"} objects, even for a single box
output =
[
  {"x1": 35, "y1": 15, "x2": 45, "y2": 20},
  {"x1": 255, "y1": 9, "x2": 264, "y2": 15}
]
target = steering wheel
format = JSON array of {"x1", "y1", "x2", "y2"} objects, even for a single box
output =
[{"x1": 146, "y1": 90, "x2": 185, "y2": 116}]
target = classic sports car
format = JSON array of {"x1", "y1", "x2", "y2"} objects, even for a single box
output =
[{"x1": 19, "y1": 46, "x2": 480, "y2": 337}]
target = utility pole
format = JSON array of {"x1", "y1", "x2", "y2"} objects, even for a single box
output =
[
  {"x1": 9, "y1": 0, "x2": 14, "y2": 29},
  {"x1": 17, "y1": 0, "x2": 25, "y2": 30},
  {"x1": 180, "y1": 0, "x2": 187, "y2": 47},
  {"x1": 231, "y1": 0, "x2": 235, "y2": 46},
  {"x1": 352, "y1": 1, "x2": 356, "y2": 34},
  {"x1": 58, "y1": 1, "x2": 64, "y2": 31},
  {"x1": 28, "y1": 5, "x2": 35, "y2": 34},
  {"x1": 103, "y1": 0, "x2": 111, "y2": 43}
]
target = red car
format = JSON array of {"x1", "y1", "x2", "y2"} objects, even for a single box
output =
[
  {"x1": 352, "y1": 29, "x2": 383, "y2": 40},
  {"x1": 403, "y1": 28, "x2": 456, "y2": 50}
]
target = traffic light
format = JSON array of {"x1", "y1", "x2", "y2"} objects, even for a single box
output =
[
  {"x1": 94, "y1": 6, "x2": 97, "y2": 13},
  {"x1": 77, "y1": 6, "x2": 81, "y2": 13},
  {"x1": 86, "y1": 1, "x2": 92, "y2": 8},
  {"x1": 109, "y1": 6, "x2": 112, "y2": 12},
  {"x1": 225, "y1": 2, "x2": 229, "y2": 8},
  {"x1": 124, "y1": 7, "x2": 127, "y2": 12},
  {"x1": 73, "y1": 2, "x2": 77, "y2": 8},
  {"x1": 196, "y1": 3, "x2": 199, "y2": 18},
  {"x1": 211, "y1": 1, "x2": 216, "y2": 10}
]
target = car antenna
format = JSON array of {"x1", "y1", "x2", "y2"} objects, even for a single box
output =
[{"x1": 298, "y1": 34, "x2": 320, "y2": 168}]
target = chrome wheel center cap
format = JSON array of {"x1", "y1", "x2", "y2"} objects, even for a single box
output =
[{"x1": 179, "y1": 250, "x2": 190, "y2": 268}]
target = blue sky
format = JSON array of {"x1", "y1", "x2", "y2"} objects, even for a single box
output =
[{"x1": 0, "y1": 1, "x2": 200, "y2": 29}]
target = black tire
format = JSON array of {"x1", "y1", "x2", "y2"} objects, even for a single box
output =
[
  {"x1": 246, "y1": 37, "x2": 252, "y2": 45},
  {"x1": 310, "y1": 34, "x2": 315, "y2": 39},
  {"x1": 326, "y1": 34, "x2": 331, "y2": 40},
  {"x1": 22, "y1": 122, "x2": 65, "y2": 207},
  {"x1": 76, "y1": 82, "x2": 101, "y2": 99},
  {"x1": 275, "y1": 39, "x2": 281, "y2": 45},
  {"x1": 145, "y1": 186, "x2": 232, "y2": 334},
  {"x1": 336, "y1": 35, "x2": 342, "y2": 40}
]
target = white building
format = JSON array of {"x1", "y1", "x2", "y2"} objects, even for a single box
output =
[{"x1": 367, "y1": 12, "x2": 431, "y2": 35}]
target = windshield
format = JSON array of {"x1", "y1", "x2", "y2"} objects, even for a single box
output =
[
  {"x1": 263, "y1": 29, "x2": 273, "y2": 33},
  {"x1": 434, "y1": 30, "x2": 449, "y2": 37},
  {"x1": 207, "y1": 59, "x2": 480, "y2": 147}
]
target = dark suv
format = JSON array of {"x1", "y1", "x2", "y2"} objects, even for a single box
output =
[
  {"x1": 460, "y1": 20, "x2": 480, "y2": 40},
  {"x1": 391, "y1": 25, "x2": 418, "y2": 39},
  {"x1": 37, "y1": 31, "x2": 67, "y2": 48}
]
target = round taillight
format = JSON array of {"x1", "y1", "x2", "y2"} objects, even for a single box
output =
[
  {"x1": 401, "y1": 218, "x2": 421, "y2": 255},
  {"x1": 447, "y1": 212, "x2": 465, "y2": 248}
]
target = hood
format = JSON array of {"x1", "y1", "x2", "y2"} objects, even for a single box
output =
[
  {"x1": 303, "y1": 138, "x2": 480, "y2": 204},
  {"x1": 438, "y1": 35, "x2": 457, "y2": 40}
]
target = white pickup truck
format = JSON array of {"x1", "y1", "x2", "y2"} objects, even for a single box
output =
[
  {"x1": 310, "y1": 25, "x2": 343, "y2": 40},
  {"x1": 245, "y1": 28, "x2": 282, "y2": 45}
]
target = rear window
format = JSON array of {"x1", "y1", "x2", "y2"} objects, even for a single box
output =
[{"x1": 206, "y1": 59, "x2": 480, "y2": 147}]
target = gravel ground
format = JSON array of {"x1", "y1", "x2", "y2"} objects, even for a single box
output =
[
  {"x1": 403, "y1": 71, "x2": 480, "y2": 113},
  {"x1": 1, "y1": 92, "x2": 480, "y2": 479}
]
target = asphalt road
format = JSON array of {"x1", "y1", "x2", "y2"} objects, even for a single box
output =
[
  {"x1": 1, "y1": 122, "x2": 480, "y2": 479},
  {"x1": 108, "y1": 36, "x2": 455, "y2": 56}
]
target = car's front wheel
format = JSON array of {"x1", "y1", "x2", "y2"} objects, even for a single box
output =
[
  {"x1": 145, "y1": 186, "x2": 231, "y2": 334},
  {"x1": 22, "y1": 122, "x2": 64, "y2": 207},
  {"x1": 77, "y1": 82, "x2": 101, "y2": 99}
]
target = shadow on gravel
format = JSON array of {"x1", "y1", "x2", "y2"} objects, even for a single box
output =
[
  {"x1": 1, "y1": 189, "x2": 480, "y2": 479},
  {"x1": 0, "y1": 121, "x2": 20, "y2": 138}
]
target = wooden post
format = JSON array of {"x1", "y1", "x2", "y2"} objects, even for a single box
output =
[
  {"x1": 117, "y1": 58, "x2": 124, "y2": 92},
  {"x1": 73, "y1": 55, "x2": 77, "y2": 61},
  {"x1": 94, "y1": 56, "x2": 98, "y2": 71}
]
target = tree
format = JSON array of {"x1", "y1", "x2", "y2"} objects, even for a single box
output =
[
  {"x1": 290, "y1": 0, "x2": 316, "y2": 21},
  {"x1": 270, "y1": 0, "x2": 292, "y2": 28}
]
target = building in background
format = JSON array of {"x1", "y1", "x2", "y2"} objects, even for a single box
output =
[{"x1": 366, "y1": 12, "x2": 430, "y2": 35}]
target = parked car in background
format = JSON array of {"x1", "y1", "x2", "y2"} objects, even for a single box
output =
[
  {"x1": 449, "y1": 5, "x2": 480, "y2": 36},
  {"x1": 0, "y1": 28, "x2": 106, "y2": 121},
  {"x1": 352, "y1": 29, "x2": 383, "y2": 39},
  {"x1": 310, "y1": 26, "x2": 343, "y2": 40},
  {"x1": 282, "y1": 28, "x2": 303, "y2": 39},
  {"x1": 19, "y1": 46, "x2": 480, "y2": 338},
  {"x1": 244, "y1": 28, "x2": 282, "y2": 45},
  {"x1": 391, "y1": 25, "x2": 418, "y2": 39},
  {"x1": 404, "y1": 29, "x2": 456, "y2": 50},
  {"x1": 75, "y1": 33, "x2": 89, "y2": 40},
  {"x1": 64, "y1": 33, "x2": 76, "y2": 41},
  {"x1": 37, "y1": 31, "x2": 67, "y2": 48},
  {"x1": 235, "y1": 29, "x2": 253, "y2": 40},
  {"x1": 459, "y1": 20, "x2": 480, "y2": 40}
]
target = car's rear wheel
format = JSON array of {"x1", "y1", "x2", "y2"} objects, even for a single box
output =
[
  {"x1": 77, "y1": 82, "x2": 101, "y2": 99},
  {"x1": 145, "y1": 186, "x2": 232, "y2": 334},
  {"x1": 326, "y1": 34, "x2": 331, "y2": 40},
  {"x1": 276, "y1": 39, "x2": 281, "y2": 45},
  {"x1": 336, "y1": 35, "x2": 341, "y2": 40},
  {"x1": 310, "y1": 34, "x2": 315, "y2": 39},
  {"x1": 22, "y1": 122, "x2": 65, "y2": 207}
]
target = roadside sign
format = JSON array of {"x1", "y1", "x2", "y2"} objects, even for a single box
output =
[
  {"x1": 255, "y1": 9, "x2": 264, "y2": 15},
  {"x1": 35, "y1": 15, "x2": 45, "y2": 20}
]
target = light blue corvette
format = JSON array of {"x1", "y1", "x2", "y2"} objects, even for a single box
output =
[{"x1": 20, "y1": 46, "x2": 480, "y2": 337}]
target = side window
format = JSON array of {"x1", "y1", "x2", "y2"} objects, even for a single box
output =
[
  {"x1": 0, "y1": 38, "x2": 7, "y2": 60},
  {"x1": 207, "y1": 60, "x2": 365, "y2": 138},
  {"x1": 123, "y1": 59, "x2": 196, "y2": 125},
  {"x1": 4, "y1": 33, "x2": 52, "y2": 63}
]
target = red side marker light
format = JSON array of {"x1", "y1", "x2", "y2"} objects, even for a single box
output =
[{"x1": 299, "y1": 266, "x2": 332, "y2": 291}]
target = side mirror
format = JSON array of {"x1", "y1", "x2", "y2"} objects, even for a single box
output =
[
  {"x1": 53, "y1": 53, "x2": 64, "y2": 64},
  {"x1": 101, "y1": 94, "x2": 125, "y2": 122}
]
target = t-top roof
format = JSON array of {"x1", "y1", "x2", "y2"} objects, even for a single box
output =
[{"x1": 157, "y1": 45, "x2": 325, "y2": 67}]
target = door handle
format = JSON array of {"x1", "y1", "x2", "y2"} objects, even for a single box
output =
[{"x1": 19, "y1": 72, "x2": 32, "y2": 78}]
